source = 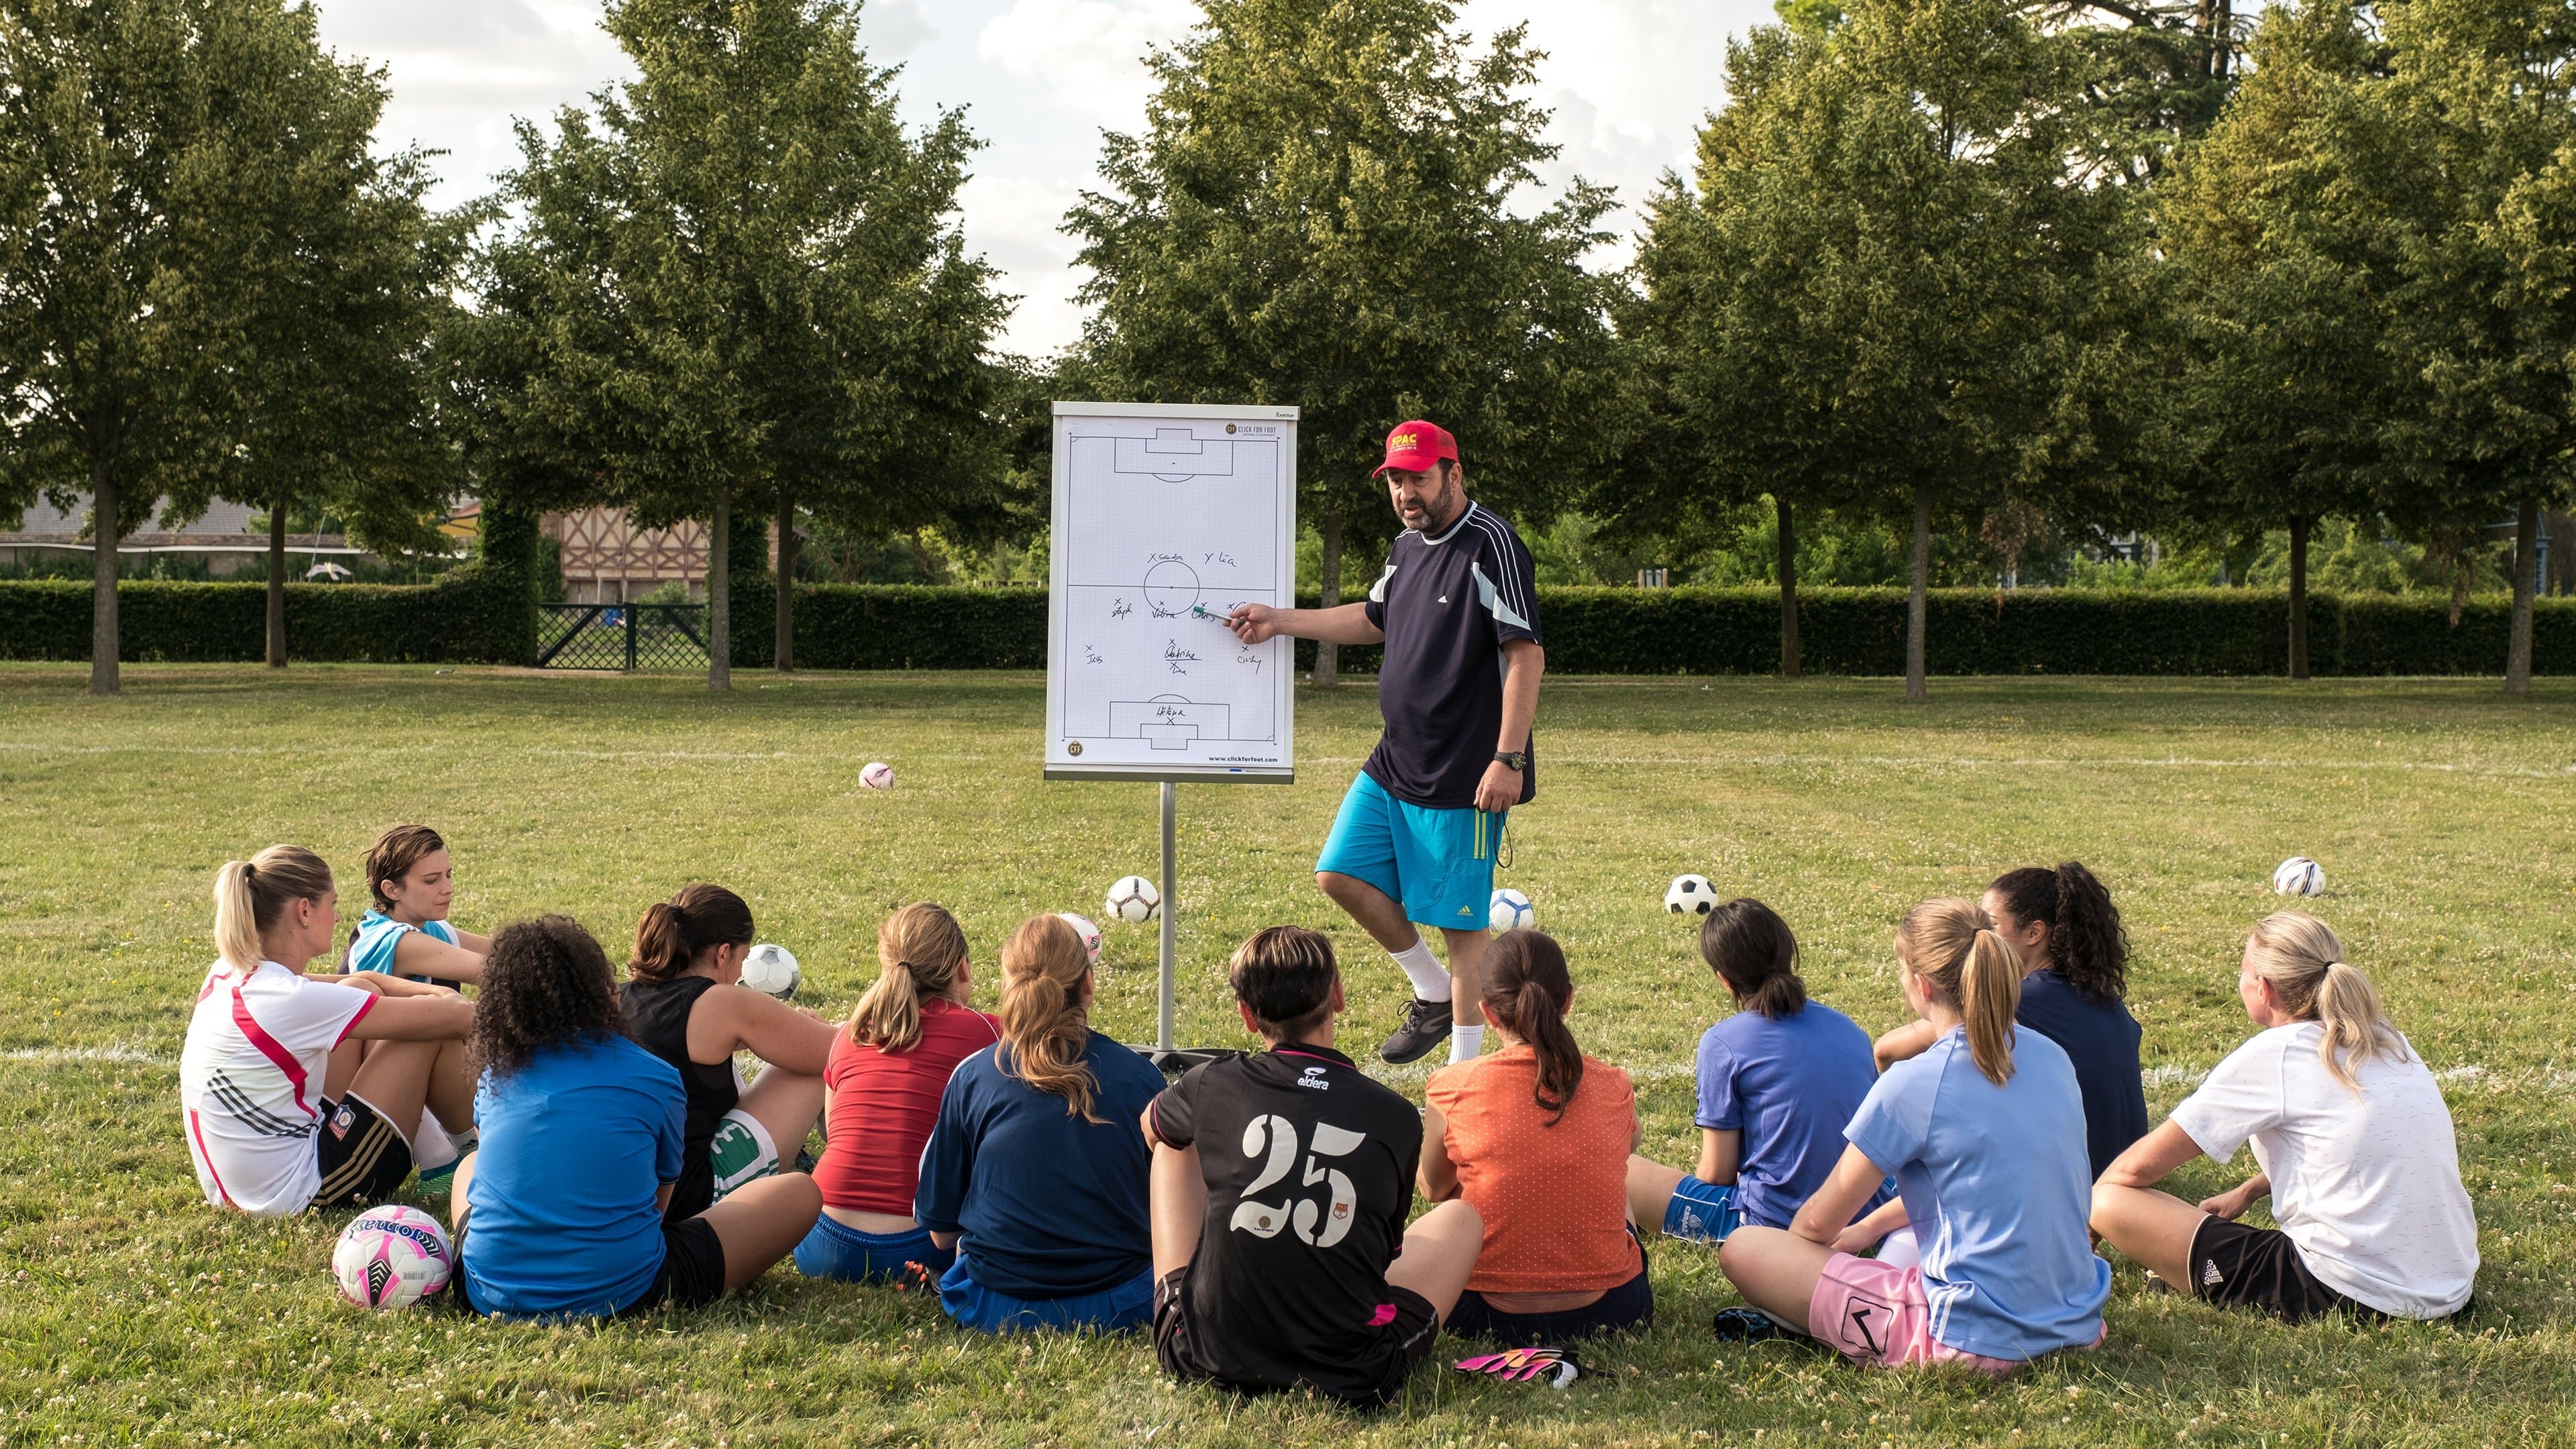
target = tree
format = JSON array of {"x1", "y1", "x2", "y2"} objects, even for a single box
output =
[
  {"x1": 1066, "y1": 0, "x2": 1619, "y2": 686},
  {"x1": 488, "y1": 0, "x2": 1007, "y2": 688},
  {"x1": 0, "y1": 0, "x2": 390, "y2": 693}
]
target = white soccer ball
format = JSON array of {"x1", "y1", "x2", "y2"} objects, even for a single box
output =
[
  {"x1": 2273, "y1": 856, "x2": 2326, "y2": 897},
  {"x1": 1058, "y1": 912, "x2": 1104, "y2": 967},
  {"x1": 739, "y1": 942, "x2": 801, "y2": 1000},
  {"x1": 1489, "y1": 888, "x2": 1535, "y2": 932},
  {"x1": 1106, "y1": 875, "x2": 1161, "y2": 924},
  {"x1": 859, "y1": 761, "x2": 895, "y2": 791},
  {"x1": 333, "y1": 1204, "x2": 452, "y2": 1311},
  {"x1": 1666, "y1": 873, "x2": 1717, "y2": 916}
]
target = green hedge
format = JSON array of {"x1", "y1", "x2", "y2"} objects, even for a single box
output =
[{"x1": 0, "y1": 566, "x2": 534, "y2": 665}]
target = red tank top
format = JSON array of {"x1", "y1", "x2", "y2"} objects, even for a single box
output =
[{"x1": 812, "y1": 998, "x2": 1002, "y2": 1215}]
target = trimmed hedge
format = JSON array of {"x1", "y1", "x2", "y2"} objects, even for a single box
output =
[{"x1": 0, "y1": 566, "x2": 535, "y2": 665}]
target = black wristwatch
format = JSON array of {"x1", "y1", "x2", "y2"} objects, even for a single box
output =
[{"x1": 1493, "y1": 750, "x2": 1528, "y2": 771}]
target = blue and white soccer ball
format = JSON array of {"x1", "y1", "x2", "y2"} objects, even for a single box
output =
[
  {"x1": 1489, "y1": 888, "x2": 1535, "y2": 932},
  {"x1": 333, "y1": 1204, "x2": 451, "y2": 1310},
  {"x1": 2273, "y1": 856, "x2": 2326, "y2": 897},
  {"x1": 1666, "y1": 874, "x2": 1717, "y2": 916}
]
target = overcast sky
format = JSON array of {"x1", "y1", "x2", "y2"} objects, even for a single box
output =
[{"x1": 309, "y1": 0, "x2": 1770, "y2": 358}]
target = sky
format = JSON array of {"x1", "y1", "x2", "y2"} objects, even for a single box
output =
[{"x1": 308, "y1": 0, "x2": 1772, "y2": 358}]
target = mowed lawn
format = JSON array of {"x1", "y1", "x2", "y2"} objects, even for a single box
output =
[{"x1": 2, "y1": 664, "x2": 2573, "y2": 1448}]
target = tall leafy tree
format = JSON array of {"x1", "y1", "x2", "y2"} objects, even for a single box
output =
[
  {"x1": 488, "y1": 0, "x2": 1007, "y2": 688},
  {"x1": 1066, "y1": 0, "x2": 1620, "y2": 686}
]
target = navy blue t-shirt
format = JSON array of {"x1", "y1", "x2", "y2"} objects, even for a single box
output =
[
  {"x1": 914, "y1": 1030, "x2": 1167, "y2": 1298},
  {"x1": 1360, "y1": 500, "x2": 1542, "y2": 808},
  {"x1": 2015, "y1": 967, "x2": 2148, "y2": 1180}
]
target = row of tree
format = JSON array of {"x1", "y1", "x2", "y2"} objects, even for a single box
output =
[{"x1": 3, "y1": 0, "x2": 2571, "y2": 696}]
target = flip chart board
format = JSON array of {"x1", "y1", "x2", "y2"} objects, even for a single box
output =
[{"x1": 1044, "y1": 401, "x2": 1299, "y2": 782}]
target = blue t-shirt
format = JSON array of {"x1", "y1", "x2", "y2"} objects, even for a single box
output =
[
  {"x1": 1694, "y1": 1002, "x2": 1891, "y2": 1229},
  {"x1": 461, "y1": 1034, "x2": 684, "y2": 1319},
  {"x1": 1844, "y1": 1025, "x2": 2110, "y2": 1361},
  {"x1": 2015, "y1": 968, "x2": 2148, "y2": 1181},
  {"x1": 914, "y1": 1030, "x2": 1165, "y2": 1299},
  {"x1": 345, "y1": 910, "x2": 458, "y2": 979}
]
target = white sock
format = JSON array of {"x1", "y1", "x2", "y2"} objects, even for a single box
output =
[
  {"x1": 1391, "y1": 939, "x2": 1451, "y2": 1002},
  {"x1": 1448, "y1": 1024, "x2": 1485, "y2": 1063}
]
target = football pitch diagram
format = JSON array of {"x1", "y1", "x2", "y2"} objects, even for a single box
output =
[{"x1": 1046, "y1": 405, "x2": 1298, "y2": 779}]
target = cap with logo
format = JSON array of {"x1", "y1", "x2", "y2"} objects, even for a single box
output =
[{"x1": 1374, "y1": 419, "x2": 1458, "y2": 476}]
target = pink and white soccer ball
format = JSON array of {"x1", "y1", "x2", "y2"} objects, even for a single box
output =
[
  {"x1": 859, "y1": 761, "x2": 896, "y2": 791},
  {"x1": 1058, "y1": 912, "x2": 1104, "y2": 967},
  {"x1": 333, "y1": 1204, "x2": 452, "y2": 1310}
]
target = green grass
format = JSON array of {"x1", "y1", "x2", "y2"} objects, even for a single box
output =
[{"x1": 3, "y1": 665, "x2": 2573, "y2": 1448}]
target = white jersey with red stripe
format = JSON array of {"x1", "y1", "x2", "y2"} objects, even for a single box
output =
[{"x1": 179, "y1": 960, "x2": 374, "y2": 1214}]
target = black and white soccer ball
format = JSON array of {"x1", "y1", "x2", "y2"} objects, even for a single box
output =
[
  {"x1": 2272, "y1": 856, "x2": 2326, "y2": 897},
  {"x1": 1106, "y1": 875, "x2": 1161, "y2": 924},
  {"x1": 1666, "y1": 874, "x2": 1717, "y2": 916},
  {"x1": 739, "y1": 943, "x2": 800, "y2": 1000}
]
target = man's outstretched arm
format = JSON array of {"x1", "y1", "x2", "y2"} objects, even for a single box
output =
[{"x1": 1222, "y1": 601, "x2": 1385, "y2": 647}]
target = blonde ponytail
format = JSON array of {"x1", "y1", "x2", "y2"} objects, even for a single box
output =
[
  {"x1": 850, "y1": 903, "x2": 970, "y2": 1053},
  {"x1": 997, "y1": 915, "x2": 1099, "y2": 1122},
  {"x1": 211, "y1": 846, "x2": 335, "y2": 973},
  {"x1": 2247, "y1": 912, "x2": 2406, "y2": 1089},
  {"x1": 1895, "y1": 897, "x2": 2021, "y2": 1085}
]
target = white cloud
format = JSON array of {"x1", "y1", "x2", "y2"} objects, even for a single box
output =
[{"x1": 975, "y1": 0, "x2": 1195, "y2": 126}]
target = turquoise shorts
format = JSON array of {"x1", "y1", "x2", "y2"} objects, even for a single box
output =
[{"x1": 1315, "y1": 771, "x2": 1504, "y2": 932}]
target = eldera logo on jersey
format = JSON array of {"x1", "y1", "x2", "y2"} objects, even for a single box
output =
[{"x1": 1295, "y1": 1066, "x2": 1330, "y2": 1091}]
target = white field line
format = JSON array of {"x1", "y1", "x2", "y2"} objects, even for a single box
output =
[{"x1": 4, "y1": 1045, "x2": 168, "y2": 1064}]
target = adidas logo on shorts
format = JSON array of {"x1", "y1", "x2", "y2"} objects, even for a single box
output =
[{"x1": 2201, "y1": 1260, "x2": 2224, "y2": 1287}]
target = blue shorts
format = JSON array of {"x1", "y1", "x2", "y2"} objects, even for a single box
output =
[
  {"x1": 794, "y1": 1215, "x2": 955, "y2": 1285},
  {"x1": 1315, "y1": 771, "x2": 1505, "y2": 931},
  {"x1": 937, "y1": 1254, "x2": 1154, "y2": 1335},
  {"x1": 1662, "y1": 1175, "x2": 1745, "y2": 1243}
]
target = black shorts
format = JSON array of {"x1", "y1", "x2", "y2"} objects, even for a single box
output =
[
  {"x1": 2188, "y1": 1217, "x2": 2386, "y2": 1324},
  {"x1": 1152, "y1": 1265, "x2": 1440, "y2": 1409},
  {"x1": 1448, "y1": 1267, "x2": 1655, "y2": 1344},
  {"x1": 452, "y1": 1216, "x2": 727, "y2": 1318},
  {"x1": 313, "y1": 1093, "x2": 412, "y2": 1208}
]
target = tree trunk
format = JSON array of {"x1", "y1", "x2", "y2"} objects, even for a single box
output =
[
  {"x1": 1313, "y1": 507, "x2": 1343, "y2": 688},
  {"x1": 1776, "y1": 494, "x2": 1800, "y2": 678},
  {"x1": 708, "y1": 486, "x2": 732, "y2": 692},
  {"x1": 1905, "y1": 484, "x2": 1930, "y2": 701},
  {"x1": 2507, "y1": 497, "x2": 2537, "y2": 696},
  {"x1": 2287, "y1": 513, "x2": 2310, "y2": 681},
  {"x1": 266, "y1": 496, "x2": 288, "y2": 669},
  {"x1": 89, "y1": 465, "x2": 120, "y2": 695},
  {"x1": 774, "y1": 488, "x2": 796, "y2": 673}
]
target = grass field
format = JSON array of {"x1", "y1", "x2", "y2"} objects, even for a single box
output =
[{"x1": 3, "y1": 664, "x2": 2573, "y2": 1448}]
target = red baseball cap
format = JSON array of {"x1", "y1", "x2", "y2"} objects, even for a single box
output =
[{"x1": 1373, "y1": 420, "x2": 1458, "y2": 476}]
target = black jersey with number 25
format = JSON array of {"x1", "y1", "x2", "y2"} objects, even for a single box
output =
[{"x1": 1149, "y1": 1044, "x2": 1424, "y2": 1399}]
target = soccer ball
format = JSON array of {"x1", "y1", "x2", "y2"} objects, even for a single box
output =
[
  {"x1": 333, "y1": 1204, "x2": 451, "y2": 1310},
  {"x1": 1489, "y1": 888, "x2": 1535, "y2": 932},
  {"x1": 2273, "y1": 857, "x2": 2326, "y2": 897},
  {"x1": 1058, "y1": 912, "x2": 1104, "y2": 967},
  {"x1": 1106, "y1": 875, "x2": 1161, "y2": 924},
  {"x1": 1666, "y1": 874, "x2": 1717, "y2": 916},
  {"x1": 739, "y1": 942, "x2": 800, "y2": 1000},
  {"x1": 860, "y1": 761, "x2": 895, "y2": 791}
]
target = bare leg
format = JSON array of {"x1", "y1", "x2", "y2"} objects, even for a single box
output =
[
  {"x1": 1150, "y1": 1144, "x2": 1206, "y2": 1277},
  {"x1": 323, "y1": 1037, "x2": 364, "y2": 1102},
  {"x1": 1626, "y1": 1155, "x2": 1689, "y2": 1237},
  {"x1": 2090, "y1": 1183, "x2": 2207, "y2": 1289},
  {"x1": 1438, "y1": 927, "x2": 1488, "y2": 1029},
  {"x1": 736, "y1": 1061, "x2": 827, "y2": 1161},
  {"x1": 1318, "y1": 871, "x2": 1421, "y2": 955},
  {"x1": 1717, "y1": 1226, "x2": 1837, "y2": 1334},
  {"x1": 449, "y1": 1151, "x2": 478, "y2": 1231},
  {"x1": 1384, "y1": 1198, "x2": 1484, "y2": 1322},
  {"x1": 698, "y1": 1171, "x2": 823, "y2": 1293}
]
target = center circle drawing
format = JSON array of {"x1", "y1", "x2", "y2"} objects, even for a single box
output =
[{"x1": 1143, "y1": 559, "x2": 1201, "y2": 619}]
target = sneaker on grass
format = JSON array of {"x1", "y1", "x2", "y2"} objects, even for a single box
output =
[{"x1": 1379, "y1": 996, "x2": 1454, "y2": 1065}]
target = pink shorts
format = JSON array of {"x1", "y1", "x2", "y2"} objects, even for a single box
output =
[{"x1": 1807, "y1": 1253, "x2": 2086, "y2": 1376}]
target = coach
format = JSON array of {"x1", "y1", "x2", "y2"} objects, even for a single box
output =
[{"x1": 1224, "y1": 421, "x2": 1544, "y2": 1065}]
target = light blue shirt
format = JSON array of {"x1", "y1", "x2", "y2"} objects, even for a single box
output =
[
  {"x1": 344, "y1": 910, "x2": 457, "y2": 978},
  {"x1": 1844, "y1": 1024, "x2": 2110, "y2": 1360},
  {"x1": 1695, "y1": 1002, "x2": 1892, "y2": 1229}
]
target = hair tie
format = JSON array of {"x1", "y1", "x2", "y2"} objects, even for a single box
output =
[
  {"x1": 1063, "y1": 983, "x2": 1081, "y2": 1011},
  {"x1": 240, "y1": 861, "x2": 256, "y2": 879}
]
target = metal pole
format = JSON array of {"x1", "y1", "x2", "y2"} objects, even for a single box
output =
[{"x1": 1159, "y1": 780, "x2": 1177, "y2": 1055}]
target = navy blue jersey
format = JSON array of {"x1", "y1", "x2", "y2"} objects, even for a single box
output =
[{"x1": 1359, "y1": 502, "x2": 1542, "y2": 808}]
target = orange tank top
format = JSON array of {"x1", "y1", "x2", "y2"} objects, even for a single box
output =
[{"x1": 1425, "y1": 1045, "x2": 1642, "y2": 1293}]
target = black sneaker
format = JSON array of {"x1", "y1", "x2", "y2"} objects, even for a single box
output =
[
  {"x1": 1380, "y1": 996, "x2": 1455, "y2": 1064},
  {"x1": 1712, "y1": 1307, "x2": 1790, "y2": 1343}
]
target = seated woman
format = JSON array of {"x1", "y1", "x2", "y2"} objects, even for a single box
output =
[
  {"x1": 1719, "y1": 898, "x2": 2109, "y2": 1373},
  {"x1": 915, "y1": 914, "x2": 1167, "y2": 1333},
  {"x1": 1422, "y1": 929, "x2": 1650, "y2": 1342},
  {"x1": 621, "y1": 884, "x2": 835, "y2": 1222},
  {"x1": 452, "y1": 916, "x2": 820, "y2": 1319},
  {"x1": 798, "y1": 903, "x2": 1000, "y2": 1283},
  {"x1": 181, "y1": 845, "x2": 477, "y2": 1216},
  {"x1": 341, "y1": 824, "x2": 491, "y2": 988},
  {"x1": 2091, "y1": 912, "x2": 2477, "y2": 1322},
  {"x1": 1626, "y1": 898, "x2": 1887, "y2": 1244}
]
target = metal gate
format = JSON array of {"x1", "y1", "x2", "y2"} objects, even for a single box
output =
[{"x1": 535, "y1": 602, "x2": 711, "y2": 670}]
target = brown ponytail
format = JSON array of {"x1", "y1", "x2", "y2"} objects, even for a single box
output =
[
  {"x1": 1990, "y1": 860, "x2": 2129, "y2": 1004},
  {"x1": 628, "y1": 883, "x2": 755, "y2": 983},
  {"x1": 1699, "y1": 898, "x2": 1807, "y2": 1020},
  {"x1": 850, "y1": 903, "x2": 971, "y2": 1053},
  {"x1": 212, "y1": 846, "x2": 335, "y2": 972},
  {"x1": 1483, "y1": 929, "x2": 1584, "y2": 1124},
  {"x1": 997, "y1": 915, "x2": 1100, "y2": 1121},
  {"x1": 2246, "y1": 912, "x2": 2406, "y2": 1090},
  {"x1": 1896, "y1": 898, "x2": 2023, "y2": 1086}
]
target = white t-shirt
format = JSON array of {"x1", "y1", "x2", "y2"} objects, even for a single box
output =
[
  {"x1": 179, "y1": 960, "x2": 375, "y2": 1215},
  {"x1": 2169, "y1": 1022, "x2": 2478, "y2": 1318}
]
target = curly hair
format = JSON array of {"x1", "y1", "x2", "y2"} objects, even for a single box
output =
[
  {"x1": 1989, "y1": 861, "x2": 2129, "y2": 1005},
  {"x1": 470, "y1": 916, "x2": 627, "y2": 1079}
]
